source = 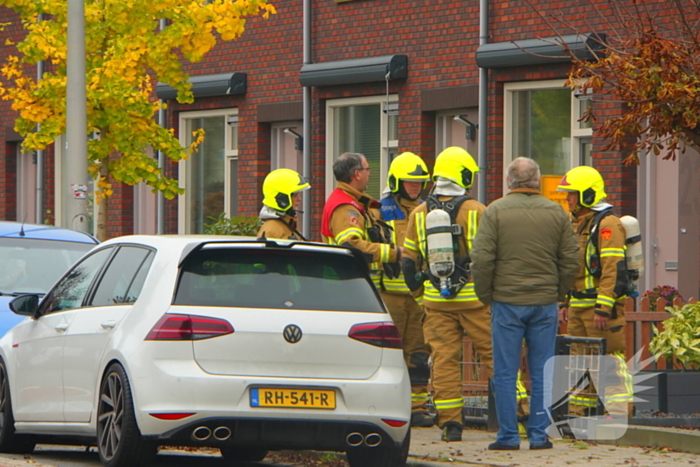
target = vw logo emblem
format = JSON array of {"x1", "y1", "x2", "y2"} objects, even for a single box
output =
[{"x1": 283, "y1": 324, "x2": 302, "y2": 344}]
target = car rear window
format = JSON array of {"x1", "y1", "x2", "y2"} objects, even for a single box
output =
[{"x1": 174, "y1": 248, "x2": 385, "y2": 312}]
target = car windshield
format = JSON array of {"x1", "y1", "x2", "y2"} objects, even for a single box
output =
[
  {"x1": 174, "y1": 247, "x2": 385, "y2": 312},
  {"x1": 0, "y1": 238, "x2": 93, "y2": 295}
]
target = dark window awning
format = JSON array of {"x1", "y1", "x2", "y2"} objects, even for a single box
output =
[
  {"x1": 475, "y1": 34, "x2": 606, "y2": 69},
  {"x1": 156, "y1": 72, "x2": 247, "y2": 100},
  {"x1": 299, "y1": 54, "x2": 407, "y2": 87}
]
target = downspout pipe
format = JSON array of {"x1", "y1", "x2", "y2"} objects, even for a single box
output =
[
  {"x1": 35, "y1": 13, "x2": 44, "y2": 224},
  {"x1": 477, "y1": 0, "x2": 488, "y2": 203},
  {"x1": 302, "y1": 0, "x2": 311, "y2": 238}
]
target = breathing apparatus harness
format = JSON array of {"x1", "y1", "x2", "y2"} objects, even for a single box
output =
[{"x1": 422, "y1": 194, "x2": 473, "y2": 298}]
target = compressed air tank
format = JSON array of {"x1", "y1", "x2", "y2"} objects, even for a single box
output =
[
  {"x1": 620, "y1": 215, "x2": 644, "y2": 280},
  {"x1": 426, "y1": 209, "x2": 454, "y2": 296}
]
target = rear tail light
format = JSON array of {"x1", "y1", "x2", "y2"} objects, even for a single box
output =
[
  {"x1": 348, "y1": 322, "x2": 403, "y2": 349},
  {"x1": 145, "y1": 314, "x2": 234, "y2": 341}
]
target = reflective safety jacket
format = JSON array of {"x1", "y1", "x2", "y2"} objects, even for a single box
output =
[
  {"x1": 569, "y1": 210, "x2": 627, "y2": 316},
  {"x1": 322, "y1": 182, "x2": 399, "y2": 289},
  {"x1": 257, "y1": 215, "x2": 306, "y2": 240},
  {"x1": 378, "y1": 194, "x2": 421, "y2": 296},
  {"x1": 403, "y1": 195, "x2": 486, "y2": 312}
]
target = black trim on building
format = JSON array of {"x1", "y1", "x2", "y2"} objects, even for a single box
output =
[
  {"x1": 155, "y1": 72, "x2": 247, "y2": 100},
  {"x1": 476, "y1": 34, "x2": 606, "y2": 69},
  {"x1": 299, "y1": 55, "x2": 407, "y2": 87}
]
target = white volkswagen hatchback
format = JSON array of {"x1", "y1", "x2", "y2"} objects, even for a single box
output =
[{"x1": 0, "y1": 236, "x2": 411, "y2": 467}]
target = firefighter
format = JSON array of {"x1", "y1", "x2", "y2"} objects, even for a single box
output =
[
  {"x1": 378, "y1": 152, "x2": 434, "y2": 427},
  {"x1": 401, "y1": 147, "x2": 492, "y2": 442},
  {"x1": 258, "y1": 168, "x2": 310, "y2": 240},
  {"x1": 557, "y1": 166, "x2": 634, "y2": 418},
  {"x1": 322, "y1": 152, "x2": 401, "y2": 288}
]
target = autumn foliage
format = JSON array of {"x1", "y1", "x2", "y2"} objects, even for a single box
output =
[
  {"x1": 0, "y1": 0, "x2": 276, "y2": 201},
  {"x1": 541, "y1": 0, "x2": 700, "y2": 164}
]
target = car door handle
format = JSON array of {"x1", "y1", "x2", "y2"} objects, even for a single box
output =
[
  {"x1": 101, "y1": 320, "x2": 117, "y2": 329},
  {"x1": 55, "y1": 323, "x2": 69, "y2": 332}
]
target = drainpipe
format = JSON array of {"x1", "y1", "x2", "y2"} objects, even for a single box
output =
[
  {"x1": 477, "y1": 0, "x2": 488, "y2": 203},
  {"x1": 156, "y1": 19, "x2": 167, "y2": 235},
  {"x1": 35, "y1": 13, "x2": 44, "y2": 224},
  {"x1": 302, "y1": 0, "x2": 311, "y2": 238}
]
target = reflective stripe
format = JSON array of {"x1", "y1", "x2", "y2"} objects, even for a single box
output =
[
  {"x1": 383, "y1": 277, "x2": 410, "y2": 293},
  {"x1": 434, "y1": 397, "x2": 464, "y2": 410},
  {"x1": 379, "y1": 244, "x2": 391, "y2": 263},
  {"x1": 405, "y1": 238, "x2": 419, "y2": 251},
  {"x1": 412, "y1": 392, "x2": 430, "y2": 402},
  {"x1": 466, "y1": 210, "x2": 477, "y2": 251},
  {"x1": 388, "y1": 220, "x2": 398, "y2": 245},
  {"x1": 614, "y1": 351, "x2": 634, "y2": 401},
  {"x1": 336, "y1": 227, "x2": 365, "y2": 244},
  {"x1": 600, "y1": 247, "x2": 625, "y2": 258},
  {"x1": 415, "y1": 295, "x2": 423, "y2": 306},
  {"x1": 516, "y1": 375, "x2": 528, "y2": 401},
  {"x1": 584, "y1": 242, "x2": 596, "y2": 290},
  {"x1": 416, "y1": 212, "x2": 427, "y2": 257},
  {"x1": 596, "y1": 294, "x2": 615, "y2": 308},
  {"x1": 423, "y1": 282, "x2": 478, "y2": 302},
  {"x1": 569, "y1": 298, "x2": 597, "y2": 309}
]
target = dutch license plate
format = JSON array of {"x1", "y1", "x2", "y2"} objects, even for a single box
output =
[{"x1": 250, "y1": 388, "x2": 336, "y2": 409}]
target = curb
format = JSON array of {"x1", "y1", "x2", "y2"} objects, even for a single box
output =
[{"x1": 592, "y1": 424, "x2": 700, "y2": 454}]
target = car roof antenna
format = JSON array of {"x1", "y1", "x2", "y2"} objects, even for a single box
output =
[{"x1": 19, "y1": 213, "x2": 27, "y2": 237}]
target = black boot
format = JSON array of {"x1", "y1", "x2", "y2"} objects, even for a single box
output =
[
  {"x1": 441, "y1": 421, "x2": 463, "y2": 442},
  {"x1": 411, "y1": 411, "x2": 435, "y2": 428}
]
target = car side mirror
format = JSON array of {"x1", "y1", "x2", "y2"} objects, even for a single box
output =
[{"x1": 9, "y1": 294, "x2": 40, "y2": 317}]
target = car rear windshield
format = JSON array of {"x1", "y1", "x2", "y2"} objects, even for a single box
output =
[{"x1": 174, "y1": 247, "x2": 385, "y2": 312}]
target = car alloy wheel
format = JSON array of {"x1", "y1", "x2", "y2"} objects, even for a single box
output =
[
  {"x1": 97, "y1": 363, "x2": 155, "y2": 467},
  {"x1": 0, "y1": 359, "x2": 35, "y2": 454}
]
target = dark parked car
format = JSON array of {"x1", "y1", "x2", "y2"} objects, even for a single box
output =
[{"x1": 0, "y1": 221, "x2": 97, "y2": 336}]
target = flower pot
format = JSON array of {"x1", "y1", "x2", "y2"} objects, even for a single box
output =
[{"x1": 635, "y1": 370, "x2": 700, "y2": 414}]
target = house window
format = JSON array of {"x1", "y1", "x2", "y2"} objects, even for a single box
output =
[
  {"x1": 326, "y1": 96, "x2": 398, "y2": 200},
  {"x1": 503, "y1": 80, "x2": 593, "y2": 192},
  {"x1": 179, "y1": 109, "x2": 238, "y2": 234}
]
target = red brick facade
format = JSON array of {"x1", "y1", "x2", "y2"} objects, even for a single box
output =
[{"x1": 0, "y1": 0, "x2": 697, "y2": 296}]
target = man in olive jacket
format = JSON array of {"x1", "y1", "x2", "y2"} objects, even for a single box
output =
[{"x1": 471, "y1": 157, "x2": 578, "y2": 451}]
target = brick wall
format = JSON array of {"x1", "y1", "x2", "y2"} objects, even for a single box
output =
[{"x1": 0, "y1": 0, "x2": 693, "y2": 238}]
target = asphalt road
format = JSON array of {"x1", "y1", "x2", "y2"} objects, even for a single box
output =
[{"x1": 0, "y1": 445, "x2": 316, "y2": 467}]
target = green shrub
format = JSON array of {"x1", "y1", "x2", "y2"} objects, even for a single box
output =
[
  {"x1": 649, "y1": 302, "x2": 700, "y2": 370},
  {"x1": 203, "y1": 213, "x2": 262, "y2": 236}
]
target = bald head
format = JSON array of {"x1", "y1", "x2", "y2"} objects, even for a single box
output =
[{"x1": 507, "y1": 157, "x2": 541, "y2": 190}]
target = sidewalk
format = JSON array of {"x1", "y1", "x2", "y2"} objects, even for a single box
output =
[{"x1": 408, "y1": 426, "x2": 700, "y2": 467}]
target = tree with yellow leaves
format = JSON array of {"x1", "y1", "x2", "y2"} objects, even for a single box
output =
[{"x1": 0, "y1": 0, "x2": 275, "y2": 240}]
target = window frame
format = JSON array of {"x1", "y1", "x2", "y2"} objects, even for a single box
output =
[
  {"x1": 502, "y1": 80, "x2": 593, "y2": 193},
  {"x1": 325, "y1": 95, "x2": 398, "y2": 199},
  {"x1": 178, "y1": 108, "x2": 239, "y2": 234}
]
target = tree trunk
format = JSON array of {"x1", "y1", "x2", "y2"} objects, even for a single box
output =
[{"x1": 95, "y1": 163, "x2": 109, "y2": 242}]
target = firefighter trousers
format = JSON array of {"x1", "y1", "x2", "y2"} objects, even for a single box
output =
[
  {"x1": 567, "y1": 304, "x2": 633, "y2": 417},
  {"x1": 382, "y1": 292, "x2": 431, "y2": 413},
  {"x1": 423, "y1": 304, "x2": 492, "y2": 427}
]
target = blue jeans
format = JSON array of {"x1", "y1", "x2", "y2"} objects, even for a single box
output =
[{"x1": 491, "y1": 301, "x2": 558, "y2": 446}]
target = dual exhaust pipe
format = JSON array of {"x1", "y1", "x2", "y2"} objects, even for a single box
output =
[
  {"x1": 194, "y1": 425, "x2": 382, "y2": 447},
  {"x1": 346, "y1": 432, "x2": 382, "y2": 447},
  {"x1": 192, "y1": 426, "x2": 231, "y2": 441}
]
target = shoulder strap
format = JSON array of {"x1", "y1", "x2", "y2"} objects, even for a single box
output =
[
  {"x1": 586, "y1": 208, "x2": 614, "y2": 277},
  {"x1": 276, "y1": 218, "x2": 307, "y2": 241}
]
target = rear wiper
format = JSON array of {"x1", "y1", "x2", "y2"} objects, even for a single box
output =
[{"x1": 10, "y1": 292, "x2": 46, "y2": 297}]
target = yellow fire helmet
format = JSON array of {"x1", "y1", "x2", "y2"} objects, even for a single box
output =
[
  {"x1": 432, "y1": 146, "x2": 479, "y2": 189},
  {"x1": 557, "y1": 165, "x2": 607, "y2": 208},
  {"x1": 387, "y1": 152, "x2": 430, "y2": 193},
  {"x1": 262, "y1": 168, "x2": 311, "y2": 212}
]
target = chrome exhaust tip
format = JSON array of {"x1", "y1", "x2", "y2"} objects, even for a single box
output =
[
  {"x1": 193, "y1": 426, "x2": 212, "y2": 441},
  {"x1": 346, "y1": 432, "x2": 364, "y2": 447},
  {"x1": 213, "y1": 426, "x2": 232, "y2": 441},
  {"x1": 364, "y1": 433, "x2": 382, "y2": 447}
]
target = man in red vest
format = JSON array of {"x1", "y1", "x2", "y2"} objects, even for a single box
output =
[{"x1": 322, "y1": 152, "x2": 401, "y2": 288}]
